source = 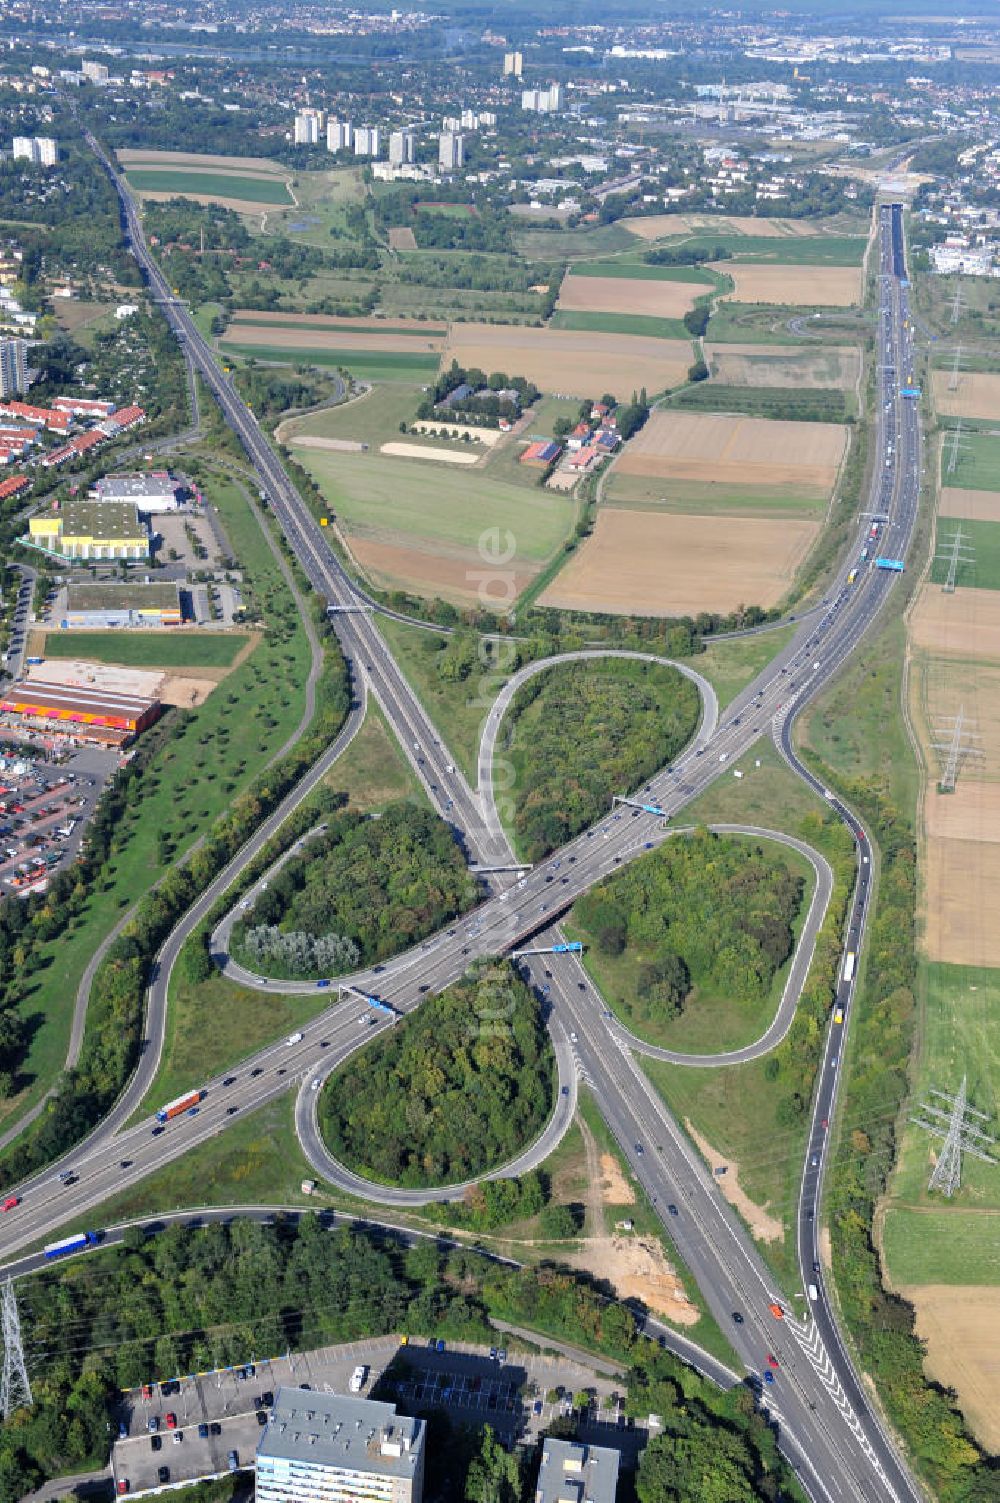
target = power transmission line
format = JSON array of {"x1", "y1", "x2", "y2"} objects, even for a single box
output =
[
  {"x1": 944, "y1": 417, "x2": 968, "y2": 476},
  {"x1": 931, "y1": 705, "x2": 984, "y2": 793},
  {"x1": 910, "y1": 1076, "x2": 998, "y2": 1197},
  {"x1": 0, "y1": 1277, "x2": 33, "y2": 1417},
  {"x1": 947, "y1": 343, "x2": 964, "y2": 392},
  {"x1": 934, "y1": 523, "x2": 975, "y2": 593},
  {"x1": 949, "y1": 282, "x2": 964, "y2": 326}
]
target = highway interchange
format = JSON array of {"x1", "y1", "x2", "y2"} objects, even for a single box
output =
[{"x1": 1, "y1": 166, "x2": 926, "y2": 1503}]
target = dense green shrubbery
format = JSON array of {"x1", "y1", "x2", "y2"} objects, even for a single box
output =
[
  {"x1": 575, "y1": 831, "x2": 803, "y2": 1027},
  {"x1": 319, "y1": 963, "x2": 554, "y2": 1187},
  {"x1": 231, "y1": 802, "x2": 477, "y2": 977},
  {"x1": 504, "y1": 659, "x2": 700, "y2": 860}
]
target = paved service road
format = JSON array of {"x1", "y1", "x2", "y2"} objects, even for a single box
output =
[{"x1": 3, "y1": 162, "x2": 924, "y2": 1503}]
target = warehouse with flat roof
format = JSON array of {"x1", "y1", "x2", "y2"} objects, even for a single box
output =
[
  {"x1": 29, "y1": 499, "x2": 149, "y2": 562},
  {"x1": 92, "y1": 473, "x2": 182, "y2": 512},
  {"x1": 0, "y1": 680, "x2": 160, "y2": 746},
  {"x1": 255, "y1": 1389, "x2": 425, "y2": 1503},
  {"x1": 62, "y1": 582, "x2": 183, "y2": 629}
]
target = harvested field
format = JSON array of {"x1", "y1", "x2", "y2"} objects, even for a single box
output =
[
  {"x1": 914, "y1": 656, "x2": 1000, "y2": 783},
  {"x1": 117, "y1": 148, "x2": 287, "y2": 176},
  {"x1": 932, "y1": 370, "x2": 1000, "y2": 423},
  {"x1": 922, "y1": 837, "x2": 1000, "y2": 966},
  {"x1": 901, "y1": 1283, "x2": 1000, "y2": 1450},
  {"x1": 442, "y1": 324, "x2": 691, "y2": 398},
  {"x1": 349, "y1": 536, "x2": 538, "y2": 607},
  {"x1": 939, "y1": 487, "x2": 1000, "y2": 524},
  {"x1": 388, "y1": 226, "x2": 417, "y2": 252},
  {"x1": 686, "y1": 1122, "x2": 784, "y2": 1242},
  {"x1": 614, "y1": 410, "x2": 846, "y2": 497},
  {"x1": 380, "y1": 441, "x2": 481, "y2": 465},
  {"x1": 909, "y1": 585, "x2": 1000, "y2": 661},
  {"x1": 539, "y1": 507, "x2": 817, "y2": 617},
  {"x1": 715, "y1": 263, "x2": 862, "y2": 307},
  {"x1": 557, "y1": 272, "x2": 699, "y2": 319},
  {"x1": 621, "y1": 214, "x2": 825, "y2": 241},
  {"x1": 229, "y1": 310, "x2": 447, "y2": 334},
  {"x1": 924, "y1": 782, "x2": 1000, "y2": 844},
  {"x1": 223, "y1": 321, "x2": 445, "y2": 355},
  {"x1": 704, "y1": 342, "x2": 860, "y2": 390},
  {"x1": 411, "y1": 420, "x2": 501, "y2": 446}
]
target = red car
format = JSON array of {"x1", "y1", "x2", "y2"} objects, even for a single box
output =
[
  {"x1": 117, "y1": 1482, "x2": 129, "y2": 1496},
  {"x1": 165, "y1": 1413, "x2": 177, "y2": 1430},
  {"x1": 1, "y1": 1196, "x2": 18, "y2": 1212},
  {"x1": 766, "y1": 1353, "x2": 780, "y2": 1369},
  {"x1": 768, "y1": 1303, "x2": 784, "y2": 1320}
]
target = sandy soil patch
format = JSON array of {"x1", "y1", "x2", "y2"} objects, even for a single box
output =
[
  {"x1": 599, "y1": 1151, "x2": 636, "y2": 1205},
  {"x1": 137, "y1": 190, "x2": 281, "y2": 215},
  {"x1": 443, "y1": 325, "x2": 690, "y2": 399},
  {"x1": 909, "y1": 585, "x2": 1000, "y2": 662},
  {"x1": 932, "y1": 370, "x2": 1000, "y2": 423},
  {"x1": 922, "y1": 836, "x2": 1000, "y2": 966},
  {"x1": 380, "y1": 441, "x2": 481, "y2": 465},
  {"x1": 704, "y1": 343, "x2": 860, "y2": 390},
  {"x1": 412, "y1": 420, "x2": 501, "y2": 446},
  {"x1": 117, "y1": 149, "x2": 287, "y2": 175},
  {"x1": 621, "y1": 214, "x2": 823, "y2": 241},
  {"x1": 540, "y1": 507, "x2": 817, "y2": 617},
  {"x1": 350, "y1": 536, "x2": 538, "y2": 607},
  {"x1": 389, "y1": 226, "x2": 418, "y2": 252},
  {"x1": 546, "y1": 468, "x2": 581, "y2": 493},
  {"x1": 159, "y1": 675, "x2": 220, "y2": 707},
  {"x1": 557, "y1": 272, "x2": 698, "y2": 319},
  {"x1": 229, "y1": 310, "x2": 447, "y2": 333},
  {"x1": 939, "y1": 488, "x2": 1000, "y2": 524},
  {"x1": 615, "y1": 410, "x2": 846, "y2": 496},
  {"x1": 224, "y1": 322, "x2": 445, "y2": 354},
  {"x1": 714, "y1": 263, "x2": 862, "y2": 307},
  {"x1": 563, "y1": 1236, "x2": 699, "y2": 1325},
  {"x1": 290, "y1": 436, "x2": 366, "y2": 453},
  {"x1": 685, "y1": 1120, "x2": 785, "y2": 1243},
  {"x1": 899, "y1": 1283, "x2": 1000, "y2": 1451}
]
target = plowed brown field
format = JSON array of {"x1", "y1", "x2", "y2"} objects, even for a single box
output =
[
  {"x1": 350, "y1": 537, "x2": 538, "y2": 607},
  {"x1": 557, "y1": 272, "x2": 698, "y2": 318},
  {"x1": 614, "y1": 410, "x2": 846, "y2": 496},
  {"x1": 938, "y1": 487, "x2": 1000, "y2": 523},
  {"x1": 538, "y1": 508, "x2": 817, "y2": 616}
]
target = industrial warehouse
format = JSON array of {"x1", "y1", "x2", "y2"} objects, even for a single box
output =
[
  {"x1": 28, "y1": 499, "x2": 150, "y2": 562},
  {"x1": 60, "y1": 582, "x2": 184, "y2": 629},
  {"x1": 0, "y1": 679, "x2": 161, "y2": 747}
]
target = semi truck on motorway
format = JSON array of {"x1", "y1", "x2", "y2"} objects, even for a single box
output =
[
  {"x1": 44, "y1": 1230, "x2": 101, "y2": 1260},
  {"x1": 156, "y1": 1090, "x2": 204, "y2": 1123}
]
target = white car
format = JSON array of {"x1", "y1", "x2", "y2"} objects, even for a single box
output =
[{"x1": 286, "y1": 1032, "x2": 304, "y2": 1046}]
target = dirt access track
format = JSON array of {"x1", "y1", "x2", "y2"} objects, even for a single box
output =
[
  {"x1": 713, "y1": 263, "x2": 863, "y2": 307},
  {"x1": 557, "y1": 273, "x2": 699, "y2": 319},
  {"x1": 539, "y1": 507, "x2": 817, "y2": 617},
  {"x1": 932, "y1": 370, "x2": 1000, "y2": 423},
  {"x1": 442, "y1": 324, "x2": 691, "y2": 398},
  {"x1": 614, "y1": 410, "x2": 847, "y2": 497}
]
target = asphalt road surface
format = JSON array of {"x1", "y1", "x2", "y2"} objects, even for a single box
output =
[{"x1": 2, "y1": 158, "x2": 925, "y2": 1503}]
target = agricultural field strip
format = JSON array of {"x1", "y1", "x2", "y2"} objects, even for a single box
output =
[
  {"x1": 557, "y1": 272, "x2": 700, "y2": 319},
  {"x1": 714, "y1": 264, "x2": 863, "y2": 307},
  {"x1": 117, "y1": 149, "x2": 290, "y2": 175}
]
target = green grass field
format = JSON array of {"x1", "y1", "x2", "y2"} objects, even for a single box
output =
[
  {"x1": 550, "y1": 309, "x2": 689, "y2": 340},
  {"x1": 670, "y1": 234, "x2": 868, "y2": 266},
  {"x1": 259, "y1": 165, "x2": 368, "y2": 247},
  {"x1": 883, "y1": 1208, "x2": 1000, "y2": 1285},
  {"x1": 568, "y1": 261, "x2": 718, "y2": 284},
  {"x1": 942, "y1": 433, "x2": 1000, "y2": 494},
  {"x1": 220, "y1": 342, "x2": 441, "y2": 382},
  {"x1": 604, "y1": 472, "x2": 827, "y2": 517},
  {"x1": 930, "y1": 516, "x2": 1000, "y2": 591},
  {"x1": 669, "y1": 384, "x2": 851, "y2": 422},
  {"x1": 323, "y1": 700, "x2": 426, "y2": 812},
  {"x1": 128, "y1": 169, "x2": 293, "y2": 205},
  {"x1": 41, "y1": 632, "x2": 247, "y2": 668},
  {"x1": 708, "y1": 303, "x2": 857, "y2": 345},
  {"x1": 286, "y1": 384, "x2": 467, "y2": 460},
  {"x1": 297, "y1": 448, "x2": 575, "y2": 560},
  {"x1": 695, "y1": 624, "x2": 796, "y2": 709},
  {"x1": 512, "y1": 222, "x2": 637, "y2": 259},
  {"x1": 0, "y1": 473, "x2": 313, "y2": 1151}
]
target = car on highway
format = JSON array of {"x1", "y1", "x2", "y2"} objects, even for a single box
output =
[
  {"x1": 763, "y1": 1370, "x2": 775, "y2": 1385},
  {"x1": 732, "y1": 1312, "x2": 743, "y2": 1325},
  {"x1": 768, "y1": 1303, "x2": 783, "y2": 1320},
  {"x1": 157, "y1": 1467, "x2": 169, "y2": 1485},
  {"x1": 150, "y1": 1435, "x2": 162, "y2": 1452},
  {"x1": 2, "y1": 1195, "x2": 18, "y2": 1211},
  {"x1": 198, "y1": 1424, "x2": 209, "y2": 1438},
  {"x1": 766, "y1": 1353, "x2": 779, "y2": 1368},
  {"x1": 667, "y1": 1204, "x2": 678, "y2": 1216},
  {"x1": 165, "y1": 1414, "x2": 177, "y2": 1430}
]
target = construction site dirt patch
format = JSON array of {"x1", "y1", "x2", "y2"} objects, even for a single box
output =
[
  {"x1": 909, "y1": 584, "x2": 1000, "y2": 662},
  {"x1": 599, "y1": 1151, "x2": 636, "y2": 1205},
  {"x1": 289, "y1": 436, "x2": 366, "y2": 453},
  {"x1": 939, "y1": 487, "x2": 1000, "y2": 524},
  {"x1": 899, "y1": 1284, "x2": 1000, "y2": 1451},
  {"x1": 614, "y1": 410, "x2": 846, "y2": 496},
  {"x1": 443, "y1": 324, "x2": 690, "y2": 399},
  {"x1": 563, "y1": 1236, "x2": 699, "y2": 1325},
  {"x1": 540, "y1": 507, "x2": 817, "y2": 617},
  {"x1": 685, "y1": 1120, "x2": 785, "y2": 1243},
  {"x1": 350, "y1": 536, "x2": 538, "y2": 607},
  {"x1": 714, "y1": 263, "x2": 862, "y2": 307},
  {"x1": 557, "y1": 273, "x2": 698, "y2": 319},
  {"x1": 704, "y1": 343, "x2": 860, "y2": 390},
  {"x1": 932, "y1": 371, "x2": 1000, "y2": 423}
]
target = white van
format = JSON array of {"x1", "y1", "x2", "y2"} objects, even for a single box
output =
[
  {"x1": 808, "y1": 1283, "x2": 819, "y2": 1302},
  {"x1": 349, "y1": 1365, "x2": 367, "y2": 1393},
  {"x1": 286, "y1": 1032, "x2": 304, "y2": 1046}
]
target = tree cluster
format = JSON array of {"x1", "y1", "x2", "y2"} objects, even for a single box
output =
[
  {"x1": 319, "y1": 963, "x2": 554, "y2": 1187},
  {"x1": 243, "y1": 925, "x2": 359, "y2": 975},
  {"x1": 505, "y1": 659, "x2": 700, "y2": 861}
]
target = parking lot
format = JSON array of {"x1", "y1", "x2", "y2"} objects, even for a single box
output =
[
  {"x1": 0, "y1": 745, "x2": 113, "y2": 896},
  {"x1": 110, "y1": 1333, "x2": 644, "y2": 1495}
]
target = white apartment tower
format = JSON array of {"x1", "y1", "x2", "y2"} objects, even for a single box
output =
[
  {"x1": 389, "y1": 128, "x2": 415, "y2": 166},
  {"x1": 255, "y1": 1391, "x2": 425, "y2": 1503},
  {"x1": 0, "y1": 339, "x2": 28, "y2": 400},
  {"x1": 504, "y1": 50, "x2": 523, "y2": 77},
  {"x1": 353, "y1": 126, "x2": 381, "y2": 157},
  {"x1": 293, "y1": 110, "x2": 322, "y2": 146},
  {"x1": 326, "y1": 119, "x2": 352, "y2": 152},
  {"x1": 438, "y1": 131, "x2": 464, "y2": 172}
]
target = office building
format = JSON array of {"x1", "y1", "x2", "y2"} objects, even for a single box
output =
[
  {"x1": 389, "y1": 128, "x2": 415, "y2": 166},
  {"x1": 327, "y1": 119, "x2": 352, "y2": 153},
  {"x1": 255, "y1": 1389, "x2": 425, "y2": 1503},
  {"x1": 535, "y1": 1441, "x2": 620, "y2": 1503},
  {"x1": 353, "y1": 125, "x2": 381, "y2": 157},
  {"x1": 521, "y1": 85, "x2": 563, "y2": 114},
  {"x1": 294, "y1": 109, "x2": 322, "y2": 146},
  {"x1": 438, "y1": 131, "x2": 464, "y2": 172},
  {"x1": 0, "y1": 339, "x2": 27, "y2": 400},
  {"x1": 504, "y1": 50, "x2": 523, "y2": 78},
  {"x1": 81, "y1": 59, "x2": 109, "y2": 84}
]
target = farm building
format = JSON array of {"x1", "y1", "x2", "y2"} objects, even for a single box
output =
[
  {"x1": 520, "y1": 439, "x2": 561, "y2": 468},
  {"x1": 28, "y1": 499, "x2": 149, "y2": 561},
  {"x1": 92, "y1": 472, "x2": 182, "y2": 513},
  {"x1": 0, "y1": 680, "x2": 160, "y2": 746},
  {"x1": 61, "y1": 582, "x2": 183, "y2": 629}
]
